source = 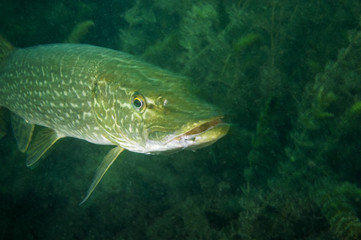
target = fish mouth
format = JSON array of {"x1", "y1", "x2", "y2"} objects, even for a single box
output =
[
  {"x1": 170, "y1": 116, "x2": 230, "y2": 149},
  {"x1": 178, "y1": 117, "x2": 224, "y2": 138}
]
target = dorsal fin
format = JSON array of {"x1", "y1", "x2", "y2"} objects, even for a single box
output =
[
  {"x1": 0, "y1": 35, "x2": 14, "y2": 63},
  {"x1": 26, "y1": 128, "x2": 62, "y2": 168},
  {"x1": 11, "y1": 113, "x2": 35, "y2": 152},
  {"x1": 65, "y1": 20, "x2": 94, "y2": 43},
  {"x1": 79, "y1": 146, "x2": 124, "y2": 205}
]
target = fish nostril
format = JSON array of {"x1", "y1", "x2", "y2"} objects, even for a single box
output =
[
  {"x1": 163, "y1": 99, "x2": 168, "y2": 106},
  {"x1": 155, "y1": 96, "x2": 168, "y2": 108}
]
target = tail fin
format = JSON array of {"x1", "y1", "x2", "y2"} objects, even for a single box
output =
[
  {"x1": 0, "y1": 36, "x2": 13, "y2": 138},
  {"x1": 0, "y1": 36, "x2": 14, "y2": 63},
  {"x1": 0, "y1": 107, "x2": 8, "y2": 140}
]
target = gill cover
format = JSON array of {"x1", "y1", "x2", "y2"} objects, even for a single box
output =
[{"x1": 92, "y1": 75, "x2": 125, "y2": 144}]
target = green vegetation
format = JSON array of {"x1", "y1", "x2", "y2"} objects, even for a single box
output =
[{"x1": 1, "y1": 0, "x2": 361, "y2": 239}]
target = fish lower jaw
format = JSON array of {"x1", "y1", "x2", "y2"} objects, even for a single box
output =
[
  {"x1": 144, "y1": 117, "x2": 230, "y2": 154},
  {"x1": 177, "y1": 121, "x2": 230, "y2": 150}
]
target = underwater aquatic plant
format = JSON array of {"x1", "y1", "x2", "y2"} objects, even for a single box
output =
[{"x1": 287, "y1": 22, "x2": 361, "y2": 240}]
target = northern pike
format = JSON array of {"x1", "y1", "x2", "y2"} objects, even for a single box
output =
[{"x1": 0, "y1": 37, "x2": 229, "y2": 204}]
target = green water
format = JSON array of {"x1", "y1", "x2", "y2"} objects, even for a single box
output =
[{"x1": 1, "y1": 0, "x2": 361, "y2": 239}]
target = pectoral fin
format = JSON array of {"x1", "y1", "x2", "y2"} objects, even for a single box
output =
[
  {"x1": 79, "y1": 146, "x2": 124, "y2": 205},
  {"x1": 26, "y1": 128, "x2": 61, "y2": 167},
  {"x1": 11, "y1": 113, "x2": 35, "y2": 152}
]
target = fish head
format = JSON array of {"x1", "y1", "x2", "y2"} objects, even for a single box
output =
[{"x1": 93, "y1": 62, "x2": 229, "y2": 154}]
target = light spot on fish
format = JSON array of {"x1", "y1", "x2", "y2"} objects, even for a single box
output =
[{"x1": 71, "y1": 86, "x2": 80, "y2": 98}]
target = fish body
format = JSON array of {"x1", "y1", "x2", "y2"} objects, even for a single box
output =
[
  {"x1": 0, "y1": 41, "x2": 229, "y2": 203},
  {"x1": 0, "y1": 44, "x2": 110, "y2": 145}
]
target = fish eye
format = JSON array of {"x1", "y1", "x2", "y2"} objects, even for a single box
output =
[{"x1": 131, "y1": 93, "x2": 146, "y2": 112}]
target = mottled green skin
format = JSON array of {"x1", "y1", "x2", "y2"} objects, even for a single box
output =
[{"x1": 0, "y1": 44, "x2": 227, "y2": 154}]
